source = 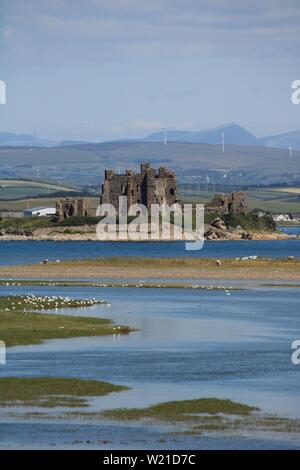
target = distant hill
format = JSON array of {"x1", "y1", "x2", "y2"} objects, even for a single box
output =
[
  {"x1": 3, "y1": 123, "x2": 300, "y2": 150},
  {"x1": 0, "y1": 132, "x2": 58, "y2": 147},
  {"x1": 59, "y1": 139, "x2": 91, "y2": 146},
  {"x1": 145, "y1": 123, "x2": 300, "y2": 150},
  {"x1": 1, "y1": 140, "x2": 300, "y2": 187},
  {"x1": 144, "y1": 123, "x2": 257, "y2": 145},
  {"x1": 258, "y1": 130, "x2": 300, "y2": 150},
  {"x1": 144, "y1": 130, "x2": 195, "y2": 142}
]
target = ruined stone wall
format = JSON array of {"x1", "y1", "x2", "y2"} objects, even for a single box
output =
[
  {"x1": 56, "y1": 198, "x2": 90, "y2": 220},
  {"x1": 229, "y1": 191, "x2": 247, "y2": 215},
  {"x1": 100, "y1": 163, "x2": 178, "y2": 210},
  {"x1": 206, "y1": 191, "x2": 247, "y2": 215}
]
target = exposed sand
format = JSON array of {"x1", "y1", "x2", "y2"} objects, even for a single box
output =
[{"x1": 1, "y1": 258, "x2": 300, "y2": 281}]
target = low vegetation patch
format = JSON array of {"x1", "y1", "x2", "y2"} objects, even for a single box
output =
[
  {"x1": 96, "y1": 398, "x2": 299, "y2": 436},
  {"x1": 223, "y1": 210, "x2": 276, "y2": 232},
  {"x1": 5, "y1": 396, "x2": 300, "y2": 436},
  {"x1": 102, "y1": 398, "x2": 258, "y2": 422},
  {"x1": 0, "y1": 295, "x2": 132, "y2": 346},
  {"x1": 0, "y1": 377, "x2": 128, "y2": 408}
]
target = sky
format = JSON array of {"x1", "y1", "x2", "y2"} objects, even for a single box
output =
[{"x1": 0, "y1": 0, "x2": 300, "y2": 141}]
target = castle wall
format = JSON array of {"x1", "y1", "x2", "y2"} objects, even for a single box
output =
[
  {"x1": 100, "y1": 163, "x2": 178, "y2": 210},
  {"x1": 206, "y1": 191, "x2": 247, "y2": 215},
  {"x1": 56, "y1": 198, "x2": 90, "y2": 220}
]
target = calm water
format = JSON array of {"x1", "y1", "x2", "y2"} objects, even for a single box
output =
[
  {"x1": 0, "y1": 239, "x2": 299, "y2": 265},
  {"x1": 0, "y1": 284, "x2": 300, "y2": 449},
  {"x1": 279, "y1": 226, "x2": 300, "y2": 236}
]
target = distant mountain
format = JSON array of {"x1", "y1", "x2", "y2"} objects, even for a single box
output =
[
  {"x1": 144, "y1": 123, "x2": 258, "y2": 146},
  {"x1": 3, "y1": 124, "x2": 300, "y2": 150},
  {"x1": 258, "y1": 130, "x2": 300, "y2": 150},
  {"x1": 144, "y1": 129, "x2": 195, "y2": 142},
  {"x1": 0, "y1": 132, "x2": 58, "y2": 147},
  {"x1": 59, "y1": 139, "x2": 91, "y2": 146}
]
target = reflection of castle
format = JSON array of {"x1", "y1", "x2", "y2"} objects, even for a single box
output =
[
  {"x1": 206, "y1": 192, "x2": 247, "y2": 215},
  {"x1": 100, "y1": 162, "x2": 179, "y2": 210}
]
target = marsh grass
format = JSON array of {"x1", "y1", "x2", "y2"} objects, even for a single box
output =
[
  {"x1": 0, "y1": 377, "x2": 128, "y2": 408},
  {"x1": 0, "y1": 295, "x2": 132, "y2": 346},
  {"x1": 5, "y1": 398, "x2": 300, "y2": 436},
  {"x1": 99, "y1": 398, "x2": 300, "y2": 436},
  {"x1": 102, "y1": 398, "x2": 258, "y2": 422}
]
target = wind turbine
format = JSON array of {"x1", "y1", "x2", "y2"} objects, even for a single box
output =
[
  {"x1": 163, "y1": 126, "x2": 167, "y2": 146},
  {"x1": 221, "y1": 132, "x2": 225, "y2": 153}
]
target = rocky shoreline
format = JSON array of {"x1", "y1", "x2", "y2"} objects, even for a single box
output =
[{"x1": 0, "y1": 217, "x2": 297, "y2": 241}]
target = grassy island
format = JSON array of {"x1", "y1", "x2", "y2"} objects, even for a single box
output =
[
  {"x1": 0, "y1": 295, "x2": 132, "y2": 346},
  {"x1": 0, "y1": 377, "x2": 128, "y2": 408}
]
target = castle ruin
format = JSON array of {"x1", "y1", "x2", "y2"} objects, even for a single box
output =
[
  {"x1": 56, "y1": 198, "x2": 90, "y2": 220},
  {"x1": 100, "y1": 162, "x2": 179, "y2": 210},
  {"x1": 206, "y1": 191, "x2": 247, "y2": 215}
]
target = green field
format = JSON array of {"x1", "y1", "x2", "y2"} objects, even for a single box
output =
[
  {"x1": 0, "y1": 178, "x2": 79, "y2": 201},
  {"x1": 247, "y1": 188, "x2": 300, "y2": 213},
  {"x1": 1, "y1": 183, "x2": 300, "y2": 215},
  {"x1": 182, "y1": 187, "x2": 300, "y2": 214},
  {"x1": 0, "y1": 196, "x2": 99, "y2": 213}
]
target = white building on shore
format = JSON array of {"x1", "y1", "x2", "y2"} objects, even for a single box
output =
[{"x1": 23, "y1": 207, "x2": 56, "y2": 218}]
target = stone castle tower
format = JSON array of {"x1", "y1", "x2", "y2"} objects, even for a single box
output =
[{"x1": 100, "y1": 162, "x2": 179, "y2": 210}]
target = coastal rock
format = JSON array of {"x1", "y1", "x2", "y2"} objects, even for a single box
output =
[
  {"x1": 4, "y1": 227, "x2": 34, "y2": 237},
  {"x1": 210, "y1": 217, "x2": 227, "y2": 231},
  {"x1": 205, "y1": 226, "x2": 233, "y2": 240},
  {"x1": 241, "y1": 231, "x2": 253, "y2": 240},
  {"x1": 205, "y1": 228, "x2": 218, "y2": 240}
]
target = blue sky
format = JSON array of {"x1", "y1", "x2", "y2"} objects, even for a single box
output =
[{"x1": 0, "y1": 0, "x2": 300, "y2": 141}]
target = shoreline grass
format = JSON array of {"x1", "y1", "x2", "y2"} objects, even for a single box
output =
[
  {"x1": 0, "y1": 295, "x2": 133, "y2": 347},
  {"x1": 0, "y1": 279, "x2": 246, "y2": 290},
  {"x1": 0, "y1": 377, "x2": 128, "y2": 408}
]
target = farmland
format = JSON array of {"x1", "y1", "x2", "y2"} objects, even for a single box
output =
[{"x1": 0, "y1": 178, "x2": 79, "y2": 200}]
